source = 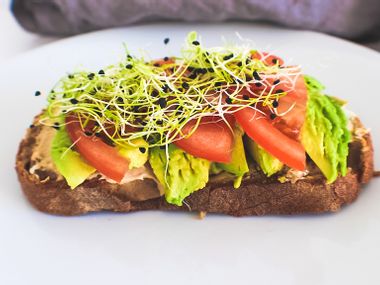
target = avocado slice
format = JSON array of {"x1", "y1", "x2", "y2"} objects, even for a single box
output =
[
  {"x1": 245, "y1": 138, "x2": 283, "y2": 176},
  {"x1": 51, "y1": 128, "x2": 96, "y2": 189},
  {"x1": 216, "y1": 127, "x2": 249, "y2": 187},
  {"x1": 301, "y1": 75, "x2": 350, "y2": 183},
  {"x1": 118, "y1": 138, "x2": 149, "y2": 169},
  {"x1": 149, "y1": 144, "x2": 210, "y2": 206}
]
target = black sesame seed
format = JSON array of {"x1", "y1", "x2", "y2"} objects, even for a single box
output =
[
  {"x1": 151, "y1": 90, "x2": 159, "y2": 97},
  {"x1": 252, "y1": 71, "x2": 261, "y2": 81},
  {"x1": 200, "y1": 68, "x2": 207, "y2": 74},
  {"x1": 156, "y1": 120, "x2": 163, "y2": 125},
  {"x1": 117, "y1": 97, "x2": 123, "y2": 103},
  {"x1": 207, "y1": 67, "x2": 214, "y2": 72},
  {"x1": 182, "y1": 82, "x2": 189, "y2": 89},
  {"x1": 215, "y1": 82, "x2": 222, "y2": 87},
  {"x1": 187, "y1": 66, "x2": 195, "y2": 72},
  {"x1": 273, "y1": 79, "x2": 280, "y2": 85},
  {"x1": 225, "y1": 97, "x2": 232, "y2": 104},
  {"x1": 87, "y1": 73, "x2": 95, "y2": 80},
  {"x1": 34, "y1": 91, "x2": 41, "y2": 97},
  {"x1": 275, "y1": 89, "x2": 284, "y2": 94},
  {"x1": 192, "y1": 40, "x2": 200, "y2": 46},
  {"x1": 127, "y1": 54, "x2": 132, "y2": 59},
  {"x1": 255, "y1": 82, "x2": 262, "y2": 87},
  {"x1": 270, "y1": 113, "x2": 277, "y2": 120},
  {"x1": 70, "y1": 98, "x2": 79, "y2": 104},
  {"x1": 237, "y1": 62, "x2": 242, "y2": 67},
  {"x1": 125, "y1": 64, "x2": 133, "y2": 69},
  {"x1": 164, "y1": 38, "x2": 170, "y2": 44},
  {"x1": 272, "y1": 100, "x2": 279, "y2": 108},
  {"x1": 53, "y1": 122, "x2": 60, "y2": 130},
  {"x1": 98, "y1": 69, "x2": 105, "y2": 75},
  {"x1": 68, "y1": 74, "x2": 74, "y2": 79},
  {"x1": 243, "y1": 95, "x2": 250, "y2": 100},
  {"x1": 189, "y1": 73, "x2": 197, "y2": 79},
  {"x1": 158, "y1": 98, "x2": 167, "y2": 108},
  {"x1": 164, "y1": 56, "x2": 169, "y2": 61},
  {"x1": 223, "y1": 54, "x2": 233, "y2": 61},
  {"x1": 139, "y1": 147, "x2": 146, "y2": 154}
]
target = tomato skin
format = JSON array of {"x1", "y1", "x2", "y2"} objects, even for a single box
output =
[
  {"x1": 173, "y1": 116, "x2": 234, "y2": 163},
  {"x1": 272, "y1": 71, "x2": 307, "y2": 140},
  {"x1": 65, "y1": 115, "x2": 130, "y2": 182},
  {"x1": 234, "y1": 108, "x2": 306, "y2": 171},
  {"x1": 252, "y1": 51, "x2": 284, "y2": 66}
]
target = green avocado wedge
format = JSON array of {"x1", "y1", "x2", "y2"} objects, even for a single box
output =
[
  {"x1": 301, "y1": 76, "x2": 351, "y2": 183},
  {"x1": 117, "y1": 138, "x2": 149, "y2": 169},
  {"x1": 149, "y1": 144, "x2": 210, "y2": 206},
  {"x1": 246, "y1": 138, "x2": 283, "y2": 176},
  {"x1": 51, "y1": 128, "x2": 96, "y2": 189},
  {"x1": 216, "y1": 127, "x2": 249, "y2": 188}
]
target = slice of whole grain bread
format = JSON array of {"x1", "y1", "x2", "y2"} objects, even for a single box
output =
[{"x1": 15, "y1": 116, "x2": 374, "y2": 216}]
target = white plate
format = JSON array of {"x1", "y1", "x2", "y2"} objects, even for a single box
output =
[{"x1": 0, "y1": 23, "x2": 379, "y2": 285}]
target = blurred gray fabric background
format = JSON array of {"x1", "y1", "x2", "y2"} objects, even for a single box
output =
[{"x1": 11, "y1": 0, "x2": 380, "y2": 51}]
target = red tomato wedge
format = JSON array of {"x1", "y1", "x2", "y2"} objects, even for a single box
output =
[
  {"x1": 252, "y1": 51, "x2": 284, "y2": 66},
  {"x1": 65, "y1": 115, "x2": 130, "y2": 182},
  {"x1": 238, "y1": 65, "x2": 308, "y2": 140},
  {"x1": 234, "y1": 108, "x2": 306, "y2": 171},
  {"x1": 271, "y1": 68, "x2": 308, "y2": 140},
  {"x1": 173, "y1": 116, "x2": 234, "y2": 163}
]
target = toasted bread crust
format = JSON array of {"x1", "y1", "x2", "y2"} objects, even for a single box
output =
[{"x1": 15, "y1": 117, "x2": 374, "y2": 216}]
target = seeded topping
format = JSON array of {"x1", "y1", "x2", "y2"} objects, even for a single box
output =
[
  {"x1": 42, "y1": 32, "x2": 299, "y2": 148},
  {"x1": 252, "y1": 71, "x2": 261, "y2": 81}
]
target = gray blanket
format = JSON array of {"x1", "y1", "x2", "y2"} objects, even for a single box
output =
[{"x1": 11, "y1": 0, "x2": 380, "y2": 50}]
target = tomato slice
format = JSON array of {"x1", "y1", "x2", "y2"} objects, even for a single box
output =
[
  {"x1": 234, "y1": 108, "x2": 306, "y2": 170},
  {"x1": 238, "y1": 65, "x2": 307, "y2": 140},
  {"x1": 271, "y1": 70, "x2": 307, "y2": 140},
  {"x1": 173, "y1": 116, "x2": 234, "y2": 163},
  {"x1": 252, "y1": 51, "x2": 284, "y2": 66},
  {"x1": 65, "y1": 115, "x2": 130, "y2": 182}
]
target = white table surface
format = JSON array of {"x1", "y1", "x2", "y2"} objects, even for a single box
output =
[{"x1": 0, "y1": 0, "x2": 58, "y2": 63}]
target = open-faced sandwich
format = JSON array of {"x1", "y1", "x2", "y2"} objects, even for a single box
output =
[{"x1": 16, "y1": 32, "x2": 375, "y2": 216}]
